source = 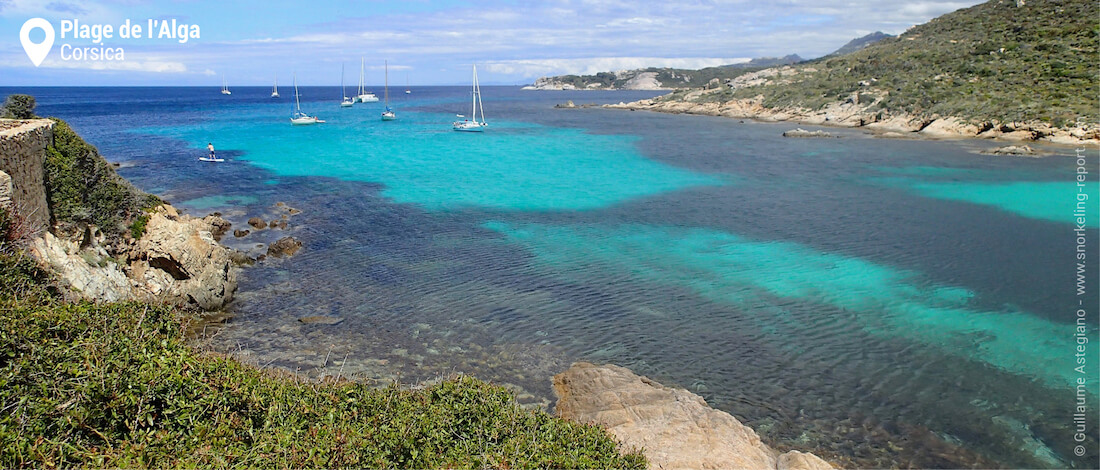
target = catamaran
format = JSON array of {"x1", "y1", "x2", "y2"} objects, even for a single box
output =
[
  {"x1": 453, "y1": 65, "x2": 487, "y2": 132},
  {"x1": 271, "y1": 74, "x2": 280, "y2": 98},
  {"x1": 356, "y1": 58, "x2": 379, "y2": 103},
  {"x1": 221, "y1": 75, "x2": 231, "y2": 95},
  {"x1": 290, "y1": 73, "x2": 321, "y2": 125},
  {"x1": 381, "y1": 60, "x2": 396, "y2": 120},
  {"x1": 340, "y1": 64, "x2": 354, "y2": 107}
]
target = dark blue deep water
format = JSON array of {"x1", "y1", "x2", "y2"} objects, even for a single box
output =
[{"x1": 8, "y1": 85, "x2": 1099, "y2": 468}]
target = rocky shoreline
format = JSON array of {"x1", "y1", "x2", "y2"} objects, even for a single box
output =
[{"x1": 606, "y1": 91, "x2": 1100, "y2": 148}]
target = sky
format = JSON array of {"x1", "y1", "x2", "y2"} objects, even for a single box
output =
[{"x1": 0, "y1": 0, "x2": 983, "y2": 86}]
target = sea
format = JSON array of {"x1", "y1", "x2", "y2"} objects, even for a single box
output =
[{"x1": 8, "y1": 85, "x2": 1099, "y2": 468}]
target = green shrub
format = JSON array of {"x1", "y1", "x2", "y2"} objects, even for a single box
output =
[
  {"x1": 0, "y1": 250, "x2": 646, "y2": 469},
  {"x1": 129, "y1": 213, "x2": 150, "y2": 240},
  {"x1": 43, "y1": 119, "x2": 162, "y2": 233},
  {"x1": 1, "y1": 94, "x2": 36, "y2": 119}
]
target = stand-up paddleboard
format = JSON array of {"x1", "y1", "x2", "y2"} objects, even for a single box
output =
[{"x1": 199, "y1": 157, "x2": 225, "y2": 162}]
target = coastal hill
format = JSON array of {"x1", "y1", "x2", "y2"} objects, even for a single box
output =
[
  {"x1": 825, "y1": 31, "x2": 893, "y2": 56},
  {"x1": 612, "y1": 0, "x2": 1098, "y2": 144},
  {"x1": 524, "y1": 55, "x2": 804, "y2": 90}
]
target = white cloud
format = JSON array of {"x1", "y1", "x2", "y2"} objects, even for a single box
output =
[{"x1": 483, "y1": 57, "x2": 751, "y2": 78}]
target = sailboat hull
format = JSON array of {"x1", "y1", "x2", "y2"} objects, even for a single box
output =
[
  {"x1": 452, "y1": 121, "x2": 486, "y2": 131},
  {"x1": 382, "y1": 113, "x2": 397, "y2": 121}
]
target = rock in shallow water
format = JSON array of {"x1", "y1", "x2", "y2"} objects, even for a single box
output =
[
  {"x1": 267, "y1": 236, "x2": 302, "y2": 258},
  {"x1": 553, "y1": 362, "x2": 834, "y2": 470}
]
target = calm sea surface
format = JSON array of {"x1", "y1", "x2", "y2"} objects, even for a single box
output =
[{"x1": 9, "y1": 85, "x2": 1098, "y2": 468}]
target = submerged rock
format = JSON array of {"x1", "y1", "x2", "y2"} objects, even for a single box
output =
[
  {"x1": 247, "y1": 217, "x2": 266, "y2": 229},
  {"x1": 267, "y1": 236, "x2": 302, "y2": 258},
  {"x1": 553, "y1": 362, "x2": 834, "y2": 470},
  {"x1": 233, "y1": 229, "x2": 250, "y2": 238}
]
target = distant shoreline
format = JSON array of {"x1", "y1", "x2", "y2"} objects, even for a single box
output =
[{"x1": 604, "y1": 95, "x2": 1100, "y2": 149}]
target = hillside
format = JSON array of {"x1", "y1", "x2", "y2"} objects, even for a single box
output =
[
  {"x1": 524, "y1": 55, "x2": 803, "y2": 90},
  {"x1": 826, "y1": 32, "x2": 893, "y2": 56},
  {"x1": 616, "y1": 0, "x2": 1098, "y2": 143}
]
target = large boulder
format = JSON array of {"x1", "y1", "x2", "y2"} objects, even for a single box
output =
[
  {"x1": 128, "y1": 206, "x2": 237, "y2": 310},
  {"x1": 553, "y1": 362, "x2": 834, "y2": 470}
]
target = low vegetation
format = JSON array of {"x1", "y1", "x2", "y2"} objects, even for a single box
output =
[{"x1": 715, "y1": 0, "x2": 1096, "y2": 126}]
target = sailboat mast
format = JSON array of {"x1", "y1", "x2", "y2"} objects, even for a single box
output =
[
  {"x1": 474, "y1": 65, "x2": 485, "y2": 124},
  {"x1": 384, "y1": 60, "x2": 389, "y2": 105},
  {"x1": 341, "y1": 63, "x2": 346, "y2": 99},
  {"x1": 359, "y1": 58, "x2": 365, "y2": 96},
  {"x1": 471, "y1": 65, "x2": 478, "y2": 122},
  {"x1": 294, "y1": 74, "x2": 301, "y2": 112}
]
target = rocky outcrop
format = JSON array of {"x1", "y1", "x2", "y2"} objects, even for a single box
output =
[
  {"x1": 609, "y1": 94, "x2": 1099, "y2": 147},
  {"x1": 129, "y1": 206, "x2": 237, "y2": 310},
  {"x1": 30, "y1": 230, "x2": 135, "y2": 302},
  {"x1": 783, "y1": 128, "x2": 834, "y2": 138},
  {"x1": 553, "y1": 362, "x2": 834, "y2": 470},
  {"x1": 982, "y1": 145, "x2": 1039, "y2": 156},
  {"x1": 621, "y1": 72, "x2": 664, "y2": 90},
  {"x1": 30, "y1": 205, "x2": 238, "y2": 310}
]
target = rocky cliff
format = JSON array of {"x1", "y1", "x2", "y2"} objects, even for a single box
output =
[{"x1": 554, "y1": 362, "x2": 835, "y2": 470}]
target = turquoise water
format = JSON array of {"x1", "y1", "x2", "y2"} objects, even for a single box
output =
[
  {"x1": 485, "y1": 221, "x2": 1092, "y2": 390},
  {"x1": 874, "y1": 167, "x2": 1100, "y2": 227},
  {"x1": 143, "y1": 103, "x2": 724, "y2": 211},
  {"x1": 26, "y1": 86, "x2": 1099, "y2": 469}
]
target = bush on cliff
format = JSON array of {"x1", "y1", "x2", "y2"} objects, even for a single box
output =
[
  {"x1": 1, "y1": 95, "x2": 36, "y2": 119},
  {"x1": 43, "y1": 119, "x2": 161, "y2": 233},
  {"x1": 0, "y1": 220, "x2": 645, "y2": 468}
]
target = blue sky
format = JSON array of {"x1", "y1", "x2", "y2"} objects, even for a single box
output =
[{"x1": 0, "y1": 0, "x2": 982, "y2": 86}]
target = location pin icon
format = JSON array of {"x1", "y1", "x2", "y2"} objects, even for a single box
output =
[{"x1": 20, "y1": 18, "x2": 55, "y2": 67}]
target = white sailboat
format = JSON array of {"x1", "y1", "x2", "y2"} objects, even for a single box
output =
[
  {"x1": 271, "y1": 74, "x2": 280, "y2": 98},
  {"x1": 340, "y1": 64, "x2": 354, "y2": 107},
  {"x1": 453, "y1": 65, "x2": 487, "y2": 132},
  {"x1": 290, "y1": 73, "x2": 321, "y2": 125},
  {"x1": 381, "y1": 60, "x2": 396, "y2": 121},
  {"x1": 221, "y1": 75, "x2": 231, "y2": 95},
  {"x1": 405, "y1": 73, "x2": 411, "y2": 94},
  {"x1": 356, "y1": 58, "x2": 379, "y2": 103}
]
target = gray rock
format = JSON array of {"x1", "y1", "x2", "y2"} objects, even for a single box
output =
[{"x1": 247, "y1": 217, "x2": 266, "y2": 229}]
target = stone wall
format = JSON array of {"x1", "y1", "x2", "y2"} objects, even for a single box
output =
[{"x1": 0, "y1": 119, "x2": 53, "y2": 232}]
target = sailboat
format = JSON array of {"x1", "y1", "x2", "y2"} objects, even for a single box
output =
[
  {"x1": 356, "y1": 58, "x2": 379, "y2": 103},
  {"x1": 271, "y1": 74, "x2": 280, "y2": 98},
  {"x1": 381, "y1": 60, "x2": 396, "y2": 121},
  {"x1": 290, "y1": 73, "x2": 321, "y2": 125},
  {"x1": 340, "y1": 64, "x2": 354, "y2": 107},
  {"x1": 453, "y1": 65, "x2": 487, "y2": 132},
  {"x1": 405, "y1": 73, "x2": 411, "y2": 94},
  {"x1": 221, "y1": 75, "x2": 231, "y2": 95}
]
